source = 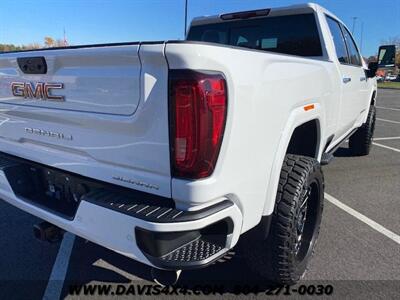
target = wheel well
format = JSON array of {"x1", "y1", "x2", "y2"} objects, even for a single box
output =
[
  {"x1": 371, "y1": 91, "x2": 376, "y2": 105},
  {"x1": 286, "y1": 120, "x2": 320, "y2": 159}
]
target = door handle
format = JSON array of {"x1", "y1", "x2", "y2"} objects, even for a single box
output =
[
  {"x1": 360, "y1": 76, "x2": 366, "y2": 82},
  {"x1": 343, "y1": 77, "x2": 351, "y2": 83}
]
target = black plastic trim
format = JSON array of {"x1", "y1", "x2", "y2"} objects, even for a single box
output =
[
  {"x1": 220, "y1": 8, "x2": 271, "y2": 20},
  {"x1": 1, "y1": 40, "x2": 329, "y2": 62},
  {"x1": 136, "y1": 218, "x2": 233, "y2": 270},
  {"x1": 83, "y1": 189, "x2": 233, "y2": 223},
  {"x1": 321, "y1": 153, "x2": 334, "y2": 166},
  {"x1": 0, "y1": 151, "x2": 233, "y2": 224},
  {"x1": 327, "y1": 128, "x2": 357, "y2": 155},
  {"x1": 323, "y1": 134, "x2": 335, "y2": 153},
  {"x1": 241, "y1": 214, "x2": 272, "y2": 241},
  {"x1": 0, "y1": 151, "x2": 174, "y2": 220},
  {"x1": 17, "y1": 56, "x2": 47, "y2": 74}
]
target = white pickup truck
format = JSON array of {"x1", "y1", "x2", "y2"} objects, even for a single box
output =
[{"x1": 0, "y1": 3, "x2": 395, "y2": 285}]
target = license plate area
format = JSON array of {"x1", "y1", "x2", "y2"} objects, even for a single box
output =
[
  {"x1": 0, "y1": 152, "x2": 175, "y2": 220},
  {"x1": 3, "y1": 162, "x2": 102, "y2": 219}
]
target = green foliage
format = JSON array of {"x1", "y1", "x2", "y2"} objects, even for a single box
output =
[
  {"x1": 0, "y1": 43, "x2": 42, "y2": 52},
  {"x1": 378, "y1": 81, "x2": 400, "y2": 89},
  {"x1": 0, "y1": 36, "x2": 66, "y2": 52},
  {"x1": 0, "y1": 44, "x2": 24, "y2": 52}
]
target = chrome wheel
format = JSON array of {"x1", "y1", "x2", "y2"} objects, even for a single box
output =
[
  {"x1": 294, "y1": 187, "x2": 310, "y2": 255},
  {"x1": 294, "y1": 180, "x2": 319, "y2": 262}
]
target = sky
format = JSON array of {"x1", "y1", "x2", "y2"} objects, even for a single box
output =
[{"x1": 0, "y1": 0, "x2": 399, "y2": 56}]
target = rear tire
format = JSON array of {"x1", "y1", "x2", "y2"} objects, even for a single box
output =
[
  {"x1": 349, "y1": 105, "x2": 376, "y2": 156},
  {"x1": 242, "y1": 154, "x2": 324, "y2": 285}
]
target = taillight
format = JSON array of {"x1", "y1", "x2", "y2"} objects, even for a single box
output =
[{"x1": 169, "y1": 70, "x2": 227, "y2": 179}]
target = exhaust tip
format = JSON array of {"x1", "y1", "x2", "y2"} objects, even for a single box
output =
[
  {"x1": 150, "y1": 268, "x2": 181, "y2": 286},
  {"x1": 33, "y1": 224, "x2": 45, "y2": 240}
]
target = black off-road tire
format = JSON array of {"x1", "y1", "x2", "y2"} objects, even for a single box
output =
[
  {"x1": 349, "y1": 105, "x2": 376, "y2": 156},
  {"x1": 242, "y1": 154, "x2": 324, "y2": 285}
]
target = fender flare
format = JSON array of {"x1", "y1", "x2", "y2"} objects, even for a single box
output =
[
  {"x1": 371, "y1": 90, "x2": 377, "y2": 105},
  {"x1": 262, "y1": 103, "x2": 325, "y2": 216},
  {"x1": 359, "y1": 89, "x2": 377, "y2": 125}
]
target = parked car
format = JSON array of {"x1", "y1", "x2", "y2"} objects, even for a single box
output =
[
  {"x1": 0, "y1": 3, "x2": 394, "y2": 285},
  {"x1": 386, "y1": 74, "x2": 397, "y2": 81}
]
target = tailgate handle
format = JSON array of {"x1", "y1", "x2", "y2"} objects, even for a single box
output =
[{"x1": 17, "y1": 56, "x2": 47, "y2": 74}]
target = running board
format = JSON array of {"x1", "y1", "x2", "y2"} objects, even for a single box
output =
[{"x1": 321, "y1": 153, "x2": 335, "y2": 165}]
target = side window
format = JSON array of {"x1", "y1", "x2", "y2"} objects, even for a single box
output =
[
  {"x1": 342, "y1": 27, "x2": 362, "y2": 66},
  {"x1": 326, "y1": 16, "x2": 349, "y2": 64}
]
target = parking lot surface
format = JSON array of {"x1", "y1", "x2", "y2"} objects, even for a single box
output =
[{"x1": 0, "y1": 89, "x2": 399, "y2": 299}]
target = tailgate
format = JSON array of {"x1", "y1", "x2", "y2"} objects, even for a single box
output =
[
  {"x1": 0, "y1": 43, "x2": 171, "y2": 197},
  {"x1": 0, "y1": 45, "x2": 141, "y2": 115}
]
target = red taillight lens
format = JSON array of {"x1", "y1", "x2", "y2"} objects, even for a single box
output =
[{"x1": 169, "y1": 70, "x2": 227, "y2": 179}]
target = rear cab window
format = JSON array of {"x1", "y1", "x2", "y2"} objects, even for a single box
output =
[{"x1": 187, "y1": 13, "x2": 323, "y2": 57}]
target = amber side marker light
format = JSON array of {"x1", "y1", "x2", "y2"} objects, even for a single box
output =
[{"x1": 304, "y1": 104, "x2": 315, "y2": 111}]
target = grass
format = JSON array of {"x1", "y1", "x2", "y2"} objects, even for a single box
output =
[{"x1": 378, "y1": 81, "x2": 400, "y2": 89}]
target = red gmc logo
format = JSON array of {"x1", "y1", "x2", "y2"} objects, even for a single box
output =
[{"x1": 11, "y1": 82, "x2": 64, "y2": 101}]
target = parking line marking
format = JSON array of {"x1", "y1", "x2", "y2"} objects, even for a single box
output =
[
  {"x1": 93, "y1": 259, "x2": 142, "y2": 281},
  {"x1": 376, "y1": 106, "x2": 400, "y2": 112},
  {"x1": 42, "y1": 232, "x2": 75, "y2": 300},
  {"x1": 377, "y1": 118, "x2": 400, "y2": 125},
  {"x1": 373, "y1": 142, "x2": 400, "y2": 153},
  {"x1": 374, "y1": 136, "x2": 400, "y2": 141},
  {"x1": 325, "y1": 193, "x2": 400, "y2": 245}
]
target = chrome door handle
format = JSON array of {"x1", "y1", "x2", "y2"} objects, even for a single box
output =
[
  {"x1": 360, "y1": 77, "x2": 366, "y2": 81},
  {"x1": 343, "y1": 77, "x2": 351, "y2": 83}
]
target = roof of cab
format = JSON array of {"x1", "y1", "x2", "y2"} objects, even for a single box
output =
[{"x1": 190, "y1": 3, "x2": 341, "y2": 27}]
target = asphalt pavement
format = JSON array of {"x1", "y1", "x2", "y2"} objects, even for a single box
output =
[{"x1": 0, "y1": 89, "x2": 399, "y2": 299}]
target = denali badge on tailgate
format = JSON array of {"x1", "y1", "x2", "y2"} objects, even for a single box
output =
[
  {"x1": 25, "y1": 127, "x2": 73, "y2": 141},
  {"x1": 11, "y1": 82, "x2": 64, "y2": 101}
]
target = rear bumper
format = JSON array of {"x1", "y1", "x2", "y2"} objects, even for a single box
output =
[{"x1": 0, "y1": 154, "x2": 243, "y2": 270}]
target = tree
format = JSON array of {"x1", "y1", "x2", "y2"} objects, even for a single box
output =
[
  {"x1": 0, "y1": 44, "x2": 24, "y2": 52},
  {"x1": 44, "y1": 36, "x2": 55, "y2": 48},
  {"x1": 381, "y1": 36, "x2": 400, "y2": 47},
  {"x1": 55, "y1": 39, "x2": 66, "y2": 47},
  {"x1": 1, "y1": 35, "x2": 70, "y2": 53},
  {"x1": 0, "y1": 42, "x2": 43, "y2": 52},
  {"x1": 23, "y1": 43, "x2": 42, "y2": 50}
]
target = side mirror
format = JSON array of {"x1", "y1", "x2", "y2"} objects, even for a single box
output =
[
  {"x1": 378, "y1": 45, "x2": 396, "y2": 68},
  {"x1": 366, "y1": 61, "x2": 378, "y2": 78}
]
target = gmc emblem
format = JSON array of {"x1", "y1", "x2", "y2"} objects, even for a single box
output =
[{"x1": 11, "y1": 82, "x2": 64, "y2": 101}]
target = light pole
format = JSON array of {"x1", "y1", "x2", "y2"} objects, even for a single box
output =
[
  {"x1": 360, "y1": 22, "x2": 364, "y2": 52},
  {"x1": 184, "y1": 0, "x2": 188, "y2": 38},
  {"x1": 351, "y1": 17, "x2": 358, "y2": 35}
]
